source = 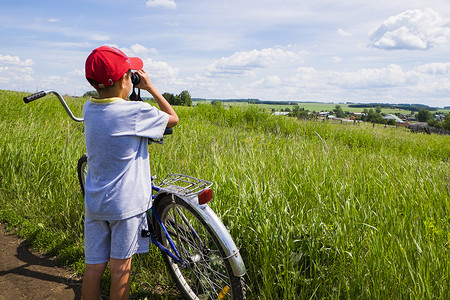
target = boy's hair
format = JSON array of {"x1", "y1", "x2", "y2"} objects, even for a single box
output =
[{"x1": 85, "y1": 46, "x2": 142, "y2": 89}]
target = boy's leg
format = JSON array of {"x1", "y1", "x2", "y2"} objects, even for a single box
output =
[
  {"x1": 84, "y1": 216, "x2": 111, "y2": 299},
  {"x1": 81, "y1": 262, "x2": 107, "y2": 300},
  {"x1": 109, "y1": 257, "x2": 133, "y2": 300},
  {"x1": 107, "y1": 213, "x2": 149, "y2": 299}
]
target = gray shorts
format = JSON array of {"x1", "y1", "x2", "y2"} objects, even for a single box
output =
[{"x1": 84, "y1": 212, "x2": 150, "y2": 264}]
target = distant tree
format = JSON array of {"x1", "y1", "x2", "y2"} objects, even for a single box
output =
[
  {"x1": 173, "y1": 95, "x2": 182, "y2": 106},
  {"x1": 179, "y1": 90, "x2": 192, "y2": 106},
  {"x1": 296, "y1": 110, "x2": 310, "y2": 119},
  {"x1": 366, "y1": 108, "x2": 384, "y2": 124},
  {"x1": 428, "y1": 119, "x2": 443, "y2": 129},
  {"x1": 416, "y1": 109, "x2": 432, "y2": 122},
  {"x1": 211, "y1": 100, "x2": 222, "y2": 106},
  {"x1": 162, "y1": 92, "x2": 175, "y2": 105},
  {"x1": 163, "y1": 91, "x2": 192, "y2": 106},
  {"x1": 289, "y1": 105, "x2": 312, "y2": 120},
  {"x1": 375, "y1": 106, "x2": 382, "y2": 114},
  {"x1": 386, "y1": 119, "x2": 396, "y2": 126},
  {"x1": 334, "y1": 105, "x2": 345, "y2": 118},
  {"x1": 83, "y1": 90, "x2": 98, "y2": 98},
  {"x1": 443, "y1": 114, "x2": 450, "y2": 131},
  {"x1": 359, "y1": 108, "x2": 369, "y2": 121}
]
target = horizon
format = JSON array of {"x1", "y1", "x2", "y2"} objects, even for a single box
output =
[
  {"x1": 193, "y1": 97, "x2": 449, "y2": 109},
  {"x1": 1, "y1": 1, "x2": 450, "y2": 108}
]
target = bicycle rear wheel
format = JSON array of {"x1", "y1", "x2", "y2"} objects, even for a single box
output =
[
  {"x1": 153, "y1": 194, "x2": 246, "y2": 299},
  {"x1": 77, "y1": 154, "x2": 87, "y2": 196}
]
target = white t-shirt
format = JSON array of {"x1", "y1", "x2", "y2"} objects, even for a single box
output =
[{"x1": 83, "y1": 97, "x2": 169, "y2": 220}]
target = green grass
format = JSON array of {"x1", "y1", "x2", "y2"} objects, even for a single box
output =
[{"x1": 1, "y1": 90, "x2": 449, "y2": 299}]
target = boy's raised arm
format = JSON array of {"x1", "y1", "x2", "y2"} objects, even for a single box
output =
[{"x1": 135, "y1": 69, "x2": 179, "y2": 128}]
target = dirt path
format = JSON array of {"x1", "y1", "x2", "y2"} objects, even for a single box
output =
[{"x1": 0, "y1": 223, "x2": 82, "y2": 299}]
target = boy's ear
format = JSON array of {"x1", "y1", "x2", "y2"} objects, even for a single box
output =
[{"x1": 118, "y1": 73, "x2": 128, "y2": 89}]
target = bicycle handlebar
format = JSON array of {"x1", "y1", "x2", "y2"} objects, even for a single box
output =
[
  {"x1": 23, "y1": 91, "x2": 47, "y2": 103},
  {"x1": 23, "y1": 90, "x2": 84, "y2": 122}
]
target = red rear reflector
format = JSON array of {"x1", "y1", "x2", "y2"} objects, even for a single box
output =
[{"x1": 198, "y1": 188, "x2": 213, "y2": 205}]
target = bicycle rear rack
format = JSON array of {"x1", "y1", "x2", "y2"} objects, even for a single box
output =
[{"x1": 158, "y1": 174, "x2": 213, "y2": 197}]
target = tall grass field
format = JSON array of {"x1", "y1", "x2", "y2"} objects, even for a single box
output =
[{"x1": 0, "y1": 89, "x2": 449, "y2": 299}]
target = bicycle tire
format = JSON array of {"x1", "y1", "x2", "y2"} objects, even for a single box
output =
[
  {"x1": 153, "y1": 194, "x2": 246, "y2": 299},
  {"x1": 77, "y1": 154, "x2": 88, "y2": 196}
]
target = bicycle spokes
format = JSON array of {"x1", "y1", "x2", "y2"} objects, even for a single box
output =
[{"x1": 163, "y1": 205, "x2": 231, "y2": 298}]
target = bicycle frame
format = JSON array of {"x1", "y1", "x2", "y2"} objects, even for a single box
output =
[
  {"x1": 141, "y1": 185, "x2": 186, "y2": 267},
  {"x1": 143, "y1": 206, "x2": 186, "y2": 266}
]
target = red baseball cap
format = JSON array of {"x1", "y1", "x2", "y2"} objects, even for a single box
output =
[{"x1": 85, "y1": 46, "x2": 143, "y2": 88}]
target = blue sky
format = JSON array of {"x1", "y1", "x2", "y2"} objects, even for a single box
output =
[{"x1": 1, "y1": 0, "x2": 450, "y2": 107}]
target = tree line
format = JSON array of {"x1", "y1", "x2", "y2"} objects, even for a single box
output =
[
  {"x1": 348, "y1": 103, "x2": 438, "y2": 112},
  {"x1": 162, "y1": 91, "x2": 192, "y2": 106},
  {"x1": 83, "y1": 90, "x2": 192, "y2": 106},
  {"x1": 286, "y1": 104, "x2": 450, "y2": 130}
]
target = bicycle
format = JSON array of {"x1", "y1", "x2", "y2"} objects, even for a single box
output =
[{"x1": 24, "y1": 90, "x2": 246, "y2": 299}]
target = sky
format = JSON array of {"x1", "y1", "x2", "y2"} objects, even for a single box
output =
[{"x1": 1, "y1": 0, "x2": 450, "y2": 107}]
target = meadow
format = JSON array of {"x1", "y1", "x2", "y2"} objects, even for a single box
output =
[
  {"x1": 194, "y1": 100, "x2": 450, "y2": 115},
  {"x1": 1, "y1": 90, "x2": 449, "y2": 299}
]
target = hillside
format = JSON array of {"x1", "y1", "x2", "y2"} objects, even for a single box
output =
[{"x1": 1, "y1": 90, "x2": 449, "y2": 299}]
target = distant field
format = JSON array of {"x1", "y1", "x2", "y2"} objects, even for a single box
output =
[{"x1": 193, "y1": 100, "x2": 450, "y2": 115}]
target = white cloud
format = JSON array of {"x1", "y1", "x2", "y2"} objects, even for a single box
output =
[
  {"x1": 337, "y1": 29, "x2": 352, "y2": 37},
  {"x1": 369, "y1": 8, "x2": 450, "y2": 50},
  {"x1": 0, "y1": 54, "x2": 35, "y2": 88},
  {"x1": 206, "y1": 48, "x2": 304, "y2": 76},
  {"x1": 0, "y1": 54, "x2": 34, "y2": 66},
  {"x1": 250, "y1": 75, "x2": 282, "y2": 89},
  {"x1": 141, "y1": 58, "x2": 179, "y2": 79},
  {"x1": 40, "y1": 76, "x2": 69, "y2": 89},
  {"x1": 69, "y1": 69, "x2": 84, "y2": 76},
  {"x1": 291, "y1": 64, "x2": 412, "y2": 90},
  {"x1": 146, "y1": 0, "x2": 176, "y2": 9},
  {"x1": 261, "y1": 62, "x2": 449, "y2": 105},
  {"x1": 413, "y1": 62, "x2": 450, "y2": 74},
  {"x1": 89, "y1": 33, "x2": 110, "y2": 41},
  {"x1": 332, "y1": 56, "x2": 342, "y2": 63},
  {"x1": 336, "y1": 64, "x2": 408, "y2": 88},
  {"x1": 122, "y1": 44, "x2": 158, "y2": 57}
]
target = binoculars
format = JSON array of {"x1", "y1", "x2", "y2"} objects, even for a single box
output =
[
  {"x1": 131, "y1": 72, "x2": 140, "y2": 86},
  {"x1": 129, "y1": 72, "x2": 142, "y2": 101}
]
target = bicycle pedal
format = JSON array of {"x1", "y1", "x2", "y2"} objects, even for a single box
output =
[{"x1": 141, "y1": 229, "x2": 151, "y2": 237}]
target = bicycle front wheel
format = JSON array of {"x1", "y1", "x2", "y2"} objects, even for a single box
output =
[
  {"x1": 77, "y1": 154, "x2": 87, "y2": 196},
  {"x1": 153, "y1": 194, "x2": 246, "y2": 299}
]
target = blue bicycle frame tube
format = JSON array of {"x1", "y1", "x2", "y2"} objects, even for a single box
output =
[
  {"x1": 151, "y1": 206, "x2": 182, "y2": 259},
  {"x1": 146, "y1": 213, "x2": 181, "y2": 263}
]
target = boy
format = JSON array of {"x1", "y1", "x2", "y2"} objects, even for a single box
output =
[{"x1": 82, "y1": 45, "x2": 178, "y2": 300}]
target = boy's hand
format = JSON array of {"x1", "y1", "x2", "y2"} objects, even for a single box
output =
[{"x1": 134, "y1": 69, "x2": 155, "y2": 92}]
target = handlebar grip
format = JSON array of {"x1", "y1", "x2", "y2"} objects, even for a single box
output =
[{"x1": 23, "y1": 91, "x2": 47, "y2": 103}]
